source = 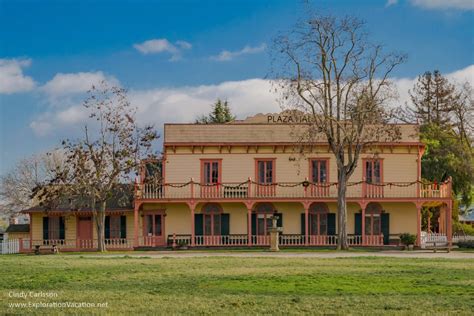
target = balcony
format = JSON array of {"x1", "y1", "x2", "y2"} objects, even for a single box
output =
[{"x1": 136, "y1": 179, "x2": 451, "y2": 201}]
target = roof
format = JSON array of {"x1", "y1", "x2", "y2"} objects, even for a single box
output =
[
  {"x1": 6, "y1": 224, "x2": 30, "y2": 233},
  {"x1": 164, "y1": 113, "x2": 420, "y2": 145},
  {"x1": 24, "y1": 184, "x2": 134, "y2": 213}
]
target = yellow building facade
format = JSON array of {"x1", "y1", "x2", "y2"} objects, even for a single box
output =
[{"x1": 21, "y1": 114, "x2": 453, "y2": 251}]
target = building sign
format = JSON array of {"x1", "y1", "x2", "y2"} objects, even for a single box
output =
[{"x1": 267, "y1": 114, "x2": 313, "y2": 123}]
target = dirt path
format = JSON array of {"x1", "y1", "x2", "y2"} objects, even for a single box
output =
[{"x1": 82, "y1": 250, "x2": 474, "y2": 259}]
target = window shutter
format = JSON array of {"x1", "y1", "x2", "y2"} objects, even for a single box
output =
[
  {"x1": 381, "y1": 213, "x2": 390, "y2": 245},
  {"x1": 327, "y1": 213, "x2": 336, "y2": 235},
  {"x1": 251, "y1": 213, "x2": 256, "y2": 235},
  {"x1": 221, "y1": 213, "x2": 230, "y2": 235},
  {"x1": 276, "y1": 213, "x2": 283, "y2": 228},
  {"x1": 43, "y1": 217, "x2": 49, "y2": 240},
  {"x1": 120, "y1": 216, "x2": 127, "y2": 239},
  {"x1": 301, "y1": 213, "x2": 306, "y2": 235},
  {"x1": 59, "y1": 217, "x2": 65, "y2": 240},
  {"x1": 194, "y1": 214, "x2": 203, "y2": 236},
  {"x1": 354, "y1": 213, "x2": 362, "y2": 236},
  {"x1": 105, "y1": 216, "x2": 110, "y2": 239}
]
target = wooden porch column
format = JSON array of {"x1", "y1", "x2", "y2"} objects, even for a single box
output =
[
  {"x1": 134, "y1": 202, "x2": 140, "y2": 247},
  {"x1": 361, "y1": 203, "x2": 367, "y2": 246},
  {"x1": 416, "y1": 203, "x2": 422, "y2": 247},
  {"x1": 304, "y1": 202, "x2": 309, "y2": 246},
  {"x1": 246, "y1": 202, "x2": 253, "y2": 246},
  {"x1": 447, "y1": 201, "x2": 452, "y2": 249},
  {"x1": 190, "y1": 203, "x2": 196, "y2": 247}
]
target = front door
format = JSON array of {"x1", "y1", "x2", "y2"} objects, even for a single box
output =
[
  {"x1": 143, "y1": 213, "x2": 165, "y2": 246},
  {"x1": 77, "y1": 216, "x2": 93, "y2": 248}
]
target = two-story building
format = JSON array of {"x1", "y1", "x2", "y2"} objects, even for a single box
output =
[{"x1": 20, "y1": 113, "x2": 453, "y2": 251}]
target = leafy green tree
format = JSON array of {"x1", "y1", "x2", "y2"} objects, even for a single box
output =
[
  {"x1": 196, "y1": 99, "x2": 235, "y2": 123},
  {"x1": 421, "y1": 124, "x2": 473, "y2": 206},
  {"x1": 407, "y1": 70, "x2": 473, "y2": 207}
]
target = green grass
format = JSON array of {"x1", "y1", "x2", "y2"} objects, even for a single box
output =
[{"x1": 1, "y1": 255, "x2": 473, "y2": 315}]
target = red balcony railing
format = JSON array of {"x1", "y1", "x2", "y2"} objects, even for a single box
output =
[{"x1": 136, "y1": 178, "x2": 451, "y2": 200}]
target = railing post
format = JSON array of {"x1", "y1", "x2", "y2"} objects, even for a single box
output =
[
  {"x1": 190, "y1": 178, "x2": 194, "y2": 199},
  {"x1": 247, "y1": 177, "x2": 252, "y2": 198}
]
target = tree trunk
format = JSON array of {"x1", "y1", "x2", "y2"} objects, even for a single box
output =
[
  {"x1": 95, "y1": 201, "x2": 107, "y2": 252},
  {"x1": 337, "y1": 169, "x2": 349, "y2": 250}
]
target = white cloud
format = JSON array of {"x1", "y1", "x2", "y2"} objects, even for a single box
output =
[
  {"x1": 386, "y1": 0, "x2": 398, "y2": 7},
  {"x1": 30, "y1": 65, "x2": 473, "y2": 137},
  {"x1": 133, "y1": 38, "x2": 192, "y2": 60},
  {"x1": 41, "y1": 71, "x2": 119, "y2": 97},
  {"x1": 29, "y1": 120, "x2": 53, "y2": 137},
  {"x1": 211, "y1": 44, "x2": 267, "y2": 62},
  {"x1": 0, "y1": 58, "x2": 36, "y2": 94},
  {"x1": 129, "y1": 78, "x2": 279, "y2": 127},
  {"x1": 391, "y1": 65, "x2": 474, "y2": 108},
  {"x1": 410, "y1": 0, "x2": 474, "y2": 10}
]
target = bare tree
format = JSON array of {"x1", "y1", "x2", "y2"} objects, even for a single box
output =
[
  {"x1": 0, "y1": 151, "x2": 65, "y2": 220},
  {"x1": 452, "y1": 82, "x2": 474, "y2": 148},
  {"x1": 35, "y1": 82, "x2": 159, "y2": 251},
  {"x1": 272, "y1": 14, "x2": 406, "y2": 249}
]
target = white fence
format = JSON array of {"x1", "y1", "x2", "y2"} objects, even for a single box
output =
[
  {"x1": 420, "y1": 232, "x2": 447, "y2": 249},
  {"x1": 1, "y1": 239, "x2": 20, "y2": 254},
  {"x1": 452, "y1": 234, "x2": 474, "y2": 243}
]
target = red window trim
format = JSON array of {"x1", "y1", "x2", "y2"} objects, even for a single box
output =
[
  {"x1": 254, "y1": 158, "x2": 276, "y2": 184},
  {"x1": 142, "y1": 210, "x2": 165, "y2": 237},
  {"x1": 253, "y1": 203, "x2": 275, "y2": 236},
  {"x1": 202, "y1": 203, "x2": 223, "y2": 236},
  {"x1": 362, "y1": 158, "x2": 384, "y2": 184},
  {"x1": 200, "y1": 159, "x2": 222, "y2": 184},
  {"x1": 308, "y1": 158, "x2": 330, "y2": 183}
]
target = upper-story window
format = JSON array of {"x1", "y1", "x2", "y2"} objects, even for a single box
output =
[
  {"x1": 256, "y1": 159, "x2": 274, "y2": 184},
  {"x1": 310, "y1": 159, "x2": 328, "y2": 183},
  {"x1": 201, "y1": 160, "x2": 221, "y2": 184},
  {"x1": 365, "y1": 159, "x2": 382, "y2": 184}
]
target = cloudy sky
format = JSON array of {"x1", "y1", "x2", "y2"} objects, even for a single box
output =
[{"x1": 0, "y1": 0, "x2": 473, "y2": 175}]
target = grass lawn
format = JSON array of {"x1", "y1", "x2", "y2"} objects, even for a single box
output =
[{"x1": 1, "y1": 255, "x2": 473, "y2": 315}]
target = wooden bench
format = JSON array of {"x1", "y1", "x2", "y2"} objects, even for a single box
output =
[
  {"x1": 424, "y1": 242, "x2": 451, "y2": 253},
  {"x1": 34, "y1": 244, "x2": 59, "y2": 255}
]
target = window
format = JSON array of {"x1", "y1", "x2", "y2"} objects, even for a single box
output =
[
  {"x1": 311, "y1": 159, "x2": 328, "y2": 183},
  {"x1": 365, "y1": 203, "x2": 382, "y2": 235},
  {"x1": 365, "y1": 159, "x2": 382, "y2": 184},
  {"x1": 309, "y1": 202, "x2": 329, "y2": 235},
  {"x1": 202, "y1": 160, "x2": 221, "y2": 184},
  {"x1": 109, "y1": 216, "x2": 121, "y2": 239},
  {"x1": 254, "y1": 203, "x2": 275, "y2": 236},
  {"x1": 145, "y1": 214, "x2": 162, "y2": 236},
  {"x1": 256, "y1": 159, "x2": 275, "y2": 196},
  {"x1": 257, "y1": 160, "x2": 274, "y2": 184},
  {"x1": 202, "y1": 203, "x2": 222, "y2": 236},
  {"x1": 42, "y1": 216, "x2": 65, "y2": 241},
  {"x1": 48, "y1": 217, "x2": 60, "y2": 240}
]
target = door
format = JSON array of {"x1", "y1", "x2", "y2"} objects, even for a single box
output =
[
  {"x1": 256, "y1": 160, "x2": 275, "y2": 196},
  {"x1": 364, "y1": 159, "x2": 384, "y2": 197},
  {"x1": 143, "y1": 213, "x2": 165, "y2": 246},
  {"x1": 77, "y1": 216, "x2": 93, "y2": 248}
]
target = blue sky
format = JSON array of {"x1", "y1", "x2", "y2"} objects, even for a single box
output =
[{"x1": 0, "y1": 0, "x2": 473, "y2": 175}]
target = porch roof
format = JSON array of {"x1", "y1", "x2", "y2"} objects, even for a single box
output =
[{"x1": 6, "y1": 224, "x2": 30, "y2": 233}]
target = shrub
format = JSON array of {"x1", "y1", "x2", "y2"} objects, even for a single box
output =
[
  {"x1": 457, "y1": 240, "x2": 474, "y2": 249},
  {"x1": 399, "y1": 233, "x2": 417, "y2": 246},
  {"x1": 453, "y1": 222, "x2": 474, "y2": 236}
]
